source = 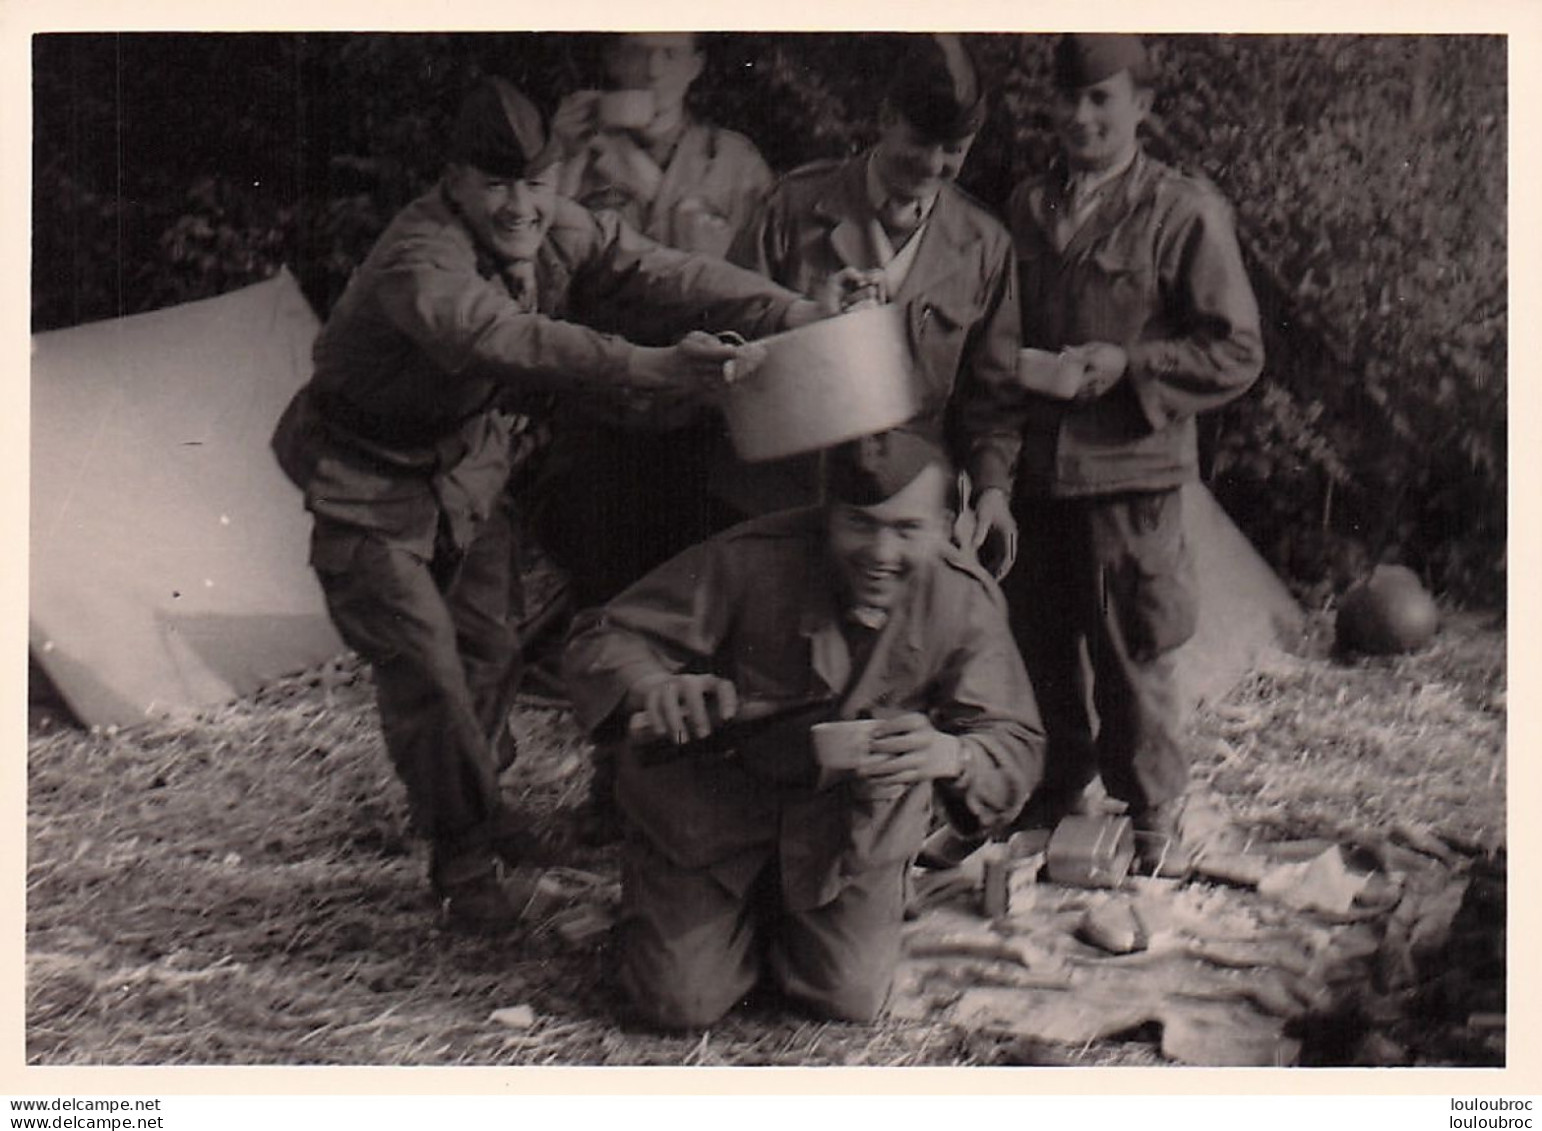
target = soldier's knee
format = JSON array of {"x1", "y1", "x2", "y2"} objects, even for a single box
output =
[
  {"x1": 801, "y1": 968, "x2": 893, "y2": 1024},
  {"x1": 622, "y1": 963, "x2": 741, "y2": 1031},
  {"x1": 618, "y1": 922, "x2": 752, "y2": 1031}
]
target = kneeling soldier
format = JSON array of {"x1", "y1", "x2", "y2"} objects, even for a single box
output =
[{"x1": 564, "y1": 431, "x2": 1043, "y2": 1028}]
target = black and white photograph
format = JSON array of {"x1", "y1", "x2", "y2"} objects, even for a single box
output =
[{"x1": 12, "y1": 6, "x2": 1525, "y2": 1099}]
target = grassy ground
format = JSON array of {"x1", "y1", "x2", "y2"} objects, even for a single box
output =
[{"x1": 24, "y1": 610, "x2": 1505, "y2": 1067}]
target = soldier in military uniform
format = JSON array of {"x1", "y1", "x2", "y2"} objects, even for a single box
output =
[
  {"x1": 563, "y1": 431, "x2": 1042, "y2": 1028},
  {"x1": 983, "y1": 35, "x2": 1264, "y2": 869},
  {"x1": 721, "y1": 34, "x2": 1022, "y2": 578},
  {"x1": 553, "y1": 32, "x2": 773, "y2": 258},
  {"x1": 272, "y1": 77, "x2": 823, "y2": 932}
]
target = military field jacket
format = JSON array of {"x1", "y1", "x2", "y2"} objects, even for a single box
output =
[
  {"x1": 989, "y1": 150, "x2": 1264, "y2": 498},
  {"x1": 563, "y1": 119, "x2": 773, "y2": 258}
]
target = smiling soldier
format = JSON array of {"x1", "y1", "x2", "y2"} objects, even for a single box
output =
[
  {"x1": 563, "y1": 430, "x2": 1042, "y2": 1029},
  {"x1": 271, "y1": 77, "x2": 823, "y2": 933},
  {"x1": 719, "y1": 35, "x2": 1022, "y2": 577},
  {"x1": 972, "y1": 34, "x2": 1264, "y2": 872}
]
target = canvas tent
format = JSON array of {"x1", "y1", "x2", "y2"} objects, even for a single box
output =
[
  {"x1": 30, "y1": 269, "x2": 342, "y2": 729},
  {"x1": 1173, "y1": 481, "x2": 1303, "y2": 711}
]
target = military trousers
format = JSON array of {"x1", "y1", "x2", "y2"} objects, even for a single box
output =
[
  {"x1": 617, "y1": 832, "x2": 905, "y2": 1031},
  {"x1": 310, "y1": 504, "x2": 524, "y2": 877},
  {"x1": 1002, "y1": 489, "x2": 1197, "y2": 814}
]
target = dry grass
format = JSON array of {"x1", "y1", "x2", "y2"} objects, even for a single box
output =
[
  {"x1": 25, "y1": 609, "x2": 1504, "y2": 1066},
  {"x1": 1190, "y1": 610, "x2": 1505, "y2": 849}
]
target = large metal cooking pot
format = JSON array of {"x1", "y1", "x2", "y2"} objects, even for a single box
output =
[{"x1": 721, "y1": 304, "x2": 921, "y2": 463}]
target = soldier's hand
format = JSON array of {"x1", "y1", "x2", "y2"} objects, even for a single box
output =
[
  {"x1": 970, "y1": 487, "x2": 1019, "y2": 580},
  {"x1": 625, "y1": 333, "x2": 746, "y2": 395},
  {"x1": 629, "y1": 673, "x2": 740, "y2": 745},
  {"x1": 816, "y1": 267, "x2": 887, "y2": 317},
  {"x1": 1063, "y1": 341, "x2": 1128, "y2": 399},
  {"x1": 853, "y1": 713, "x2": 964, "y2": 785},
  {"x1": 551, "y1": 91, "x2": 602, "y2": 155}
]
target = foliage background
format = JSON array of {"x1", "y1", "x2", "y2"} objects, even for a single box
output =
[{"x1": 31, "y1": 32, "x2": 1507, "y2": 604}]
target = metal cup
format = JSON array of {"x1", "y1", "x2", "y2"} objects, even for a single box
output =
[
  {"x1": 809, "y1": 719, "x2": 877, "y2": 772},
  {"x1": 598, "y1": 89, "x2": 656, "y2": 130},
  {"x1": 1016, "y1": 348, "x2": 1084, "y2": 399}
]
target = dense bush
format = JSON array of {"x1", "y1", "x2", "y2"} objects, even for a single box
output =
[
  {"x1": 31, "y1": 32, "x2": 1506, "y2": 604},
  {"x1": 1155, "y1": 36, "x2": 1506, "y2": 607}
]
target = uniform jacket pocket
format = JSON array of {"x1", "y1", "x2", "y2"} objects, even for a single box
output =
[{"x1": 907, "y1": 298, "x2": 970, "y2": 411}]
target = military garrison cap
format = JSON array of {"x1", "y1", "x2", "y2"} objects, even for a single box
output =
[
  {"x1": 825, "y1": 429, "x2": 951, "y2": 507},
  {"x1": 885, "y1": 34, "x2": 987, "y2": 142},
  {"x1": 1053, "y1": 33, "x2": 1151, "y2": 89},
  {"x1": 448, "y1": 77, "x2": 560, "y2": 178}
]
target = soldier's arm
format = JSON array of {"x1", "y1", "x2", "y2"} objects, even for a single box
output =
[
  {"x1": 1120, "y1": 190, "x2": 1265, "y2": 429},
  {"x1": 561, "y1": 537, "x2": 739, "y2": 737},
  {"x1": 928, "y1": 577, "x2": 1046, "y2": 834},
  {"x1": 724, "y1": 145, "x2": 775, "y2": 247},
  {"x1": 950, "y1": 230, "x2": 1026, "y2": 500},
  {"x1": 372, "y1": 234, "x2": 637, "y2": 391},
  {"x1": 725, "y1": 180, "x2": 789, "y2": 283},
  {"x1": 573, "y1": 205, "x2": 817, "y2": 341}
]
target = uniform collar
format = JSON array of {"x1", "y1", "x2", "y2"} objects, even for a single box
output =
[
  {"x1": 1063, "y1": 143, "x2": 1140, "y2": 203},
  {"x1": 796, "y1": 534, "x2": 932, "y2": 706},
  {"x1": 812, "y1": 152, "x2": 978, "y2": 292},
  {"x1": 1032, "y1": 146, "x2": 1153, "y2": 259}
]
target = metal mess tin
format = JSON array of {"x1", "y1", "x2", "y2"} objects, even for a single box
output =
[
  {"x1": 1044, "y1": 815, "x2": 1136, "y2": 888},
  {"x1": 721, "y1": 303, "x2": 921, "y2": 463}
]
